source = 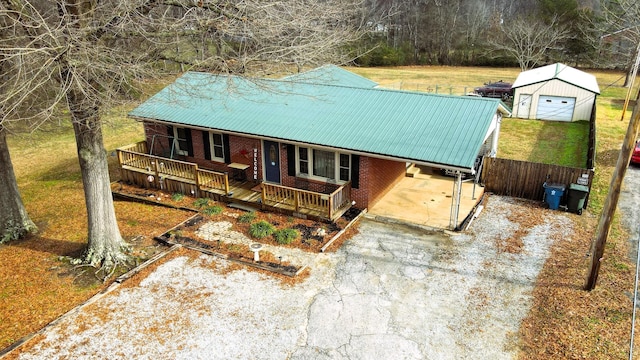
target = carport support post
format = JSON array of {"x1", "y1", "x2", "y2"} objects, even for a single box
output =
[
  {"x1": 585, "y1": 89, "x2": 640, "y2": 291},
  {"x1": 449, "y1": 172, "x2": 463, "y2": 230}
]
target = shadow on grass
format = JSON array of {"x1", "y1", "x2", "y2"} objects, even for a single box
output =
[
  {"x1": 7, "y1": 233, "x2": 85, "y2": 258},
  {"x1": 37, "y1": 157, "x2": 82, "y2": 183},
  {"x1": 595, "y1": 148, "x2": 622, "y2": 168},
  {"x1": 528, "y1": 120, "x2": 589, "y2": 167}
]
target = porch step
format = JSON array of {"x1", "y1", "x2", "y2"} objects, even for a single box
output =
[
  {"x1": 228, "y1": 202, "x2": 259, "y2": 212},
  {"x1": 406, "y1": 164, "x2": 421, "y2": 177}
]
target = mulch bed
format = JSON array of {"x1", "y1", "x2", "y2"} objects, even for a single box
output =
[{"x1": 111, "y1": 182, "x2": 362, "y2": 276}]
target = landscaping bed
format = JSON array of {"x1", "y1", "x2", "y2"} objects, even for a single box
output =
[{"x1": 111, "y1": 182, "x2": 363, "y2": 276}]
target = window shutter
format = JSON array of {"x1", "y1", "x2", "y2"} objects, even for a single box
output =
[
  {"x1": 202, "y1": 131, "x2": 211, "y2": 160},
  {"x1": 350, "y1": 154, "x2": 360, "y2": 189},
  {"x1": 184, "y1": 128, "x2": 193, "y2": 156},
  {"x1": 287, "y1": 145, "x2": 296, "y2": 176},
  {"x1": 223, "y1": 134, "x2": 231, "y2": 164}
]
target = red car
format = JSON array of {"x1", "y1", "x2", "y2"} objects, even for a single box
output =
[{"x1": 632, "y1": 141, "x2": 640, "y2": 165}]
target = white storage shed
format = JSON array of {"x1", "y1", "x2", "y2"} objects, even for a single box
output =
[{"x1": 512, "y1": 63, "x2": 600, "y2": 122}]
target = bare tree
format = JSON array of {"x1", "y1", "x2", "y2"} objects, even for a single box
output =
[
  {"x1": 0, "y1": 9, "x2": 57, "y2": 243},
  {"x1": 0, "y1": 124, "x2": 36, "y2": 244},
  {"x1": 459, "y1": 1, "x2": 491, "y2": 63},
  {"x1": 488, "y1": 15, "x2": 570, "y2": 70},
  {"x1": 0, "y1": 0, "x2": 365, "y2": 270},
  {"x1": 590, "y1": 0, "x2": 640, "y2": 87}
]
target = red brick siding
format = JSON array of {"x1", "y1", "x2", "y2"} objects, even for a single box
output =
[
  {"x1": 228, "y1": 135, "x2": 262, "y2": 181},
  {"x1": 144, "y1": 123, "x2": 171, "y2": 156},
  {"x1": 143, "y1": 122, "x2": 263, "y2": 180},
  {"x1": 142, "y1": 123, "x2": 405, "y2": 209},
  {"x1": 359, "y1": 157, "x2": 405, "y2": 208}
]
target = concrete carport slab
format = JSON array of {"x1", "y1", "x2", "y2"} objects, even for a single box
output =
[{"x1": 367, "y1": 170, "x2": 484, "y2": 230}]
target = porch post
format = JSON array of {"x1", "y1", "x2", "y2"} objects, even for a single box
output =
[
  {"x1": 193, "y1": 164, "x2": 201, "y2": 198},
  {"x1": 224, "y1": 172, "x2": 230, "y2": 194},
  {"x1": 449, "y1": 172, "x2": 463, "y2": 230},
  {"x1": 490, "y1": 114, "x2": 502, "y2": 157},
  {"x1": 153, "y1": 158, "x2": 160, "y2": 189},
  {"x1": 117, "y1": 150, "x2": 124, "y2": 169}
]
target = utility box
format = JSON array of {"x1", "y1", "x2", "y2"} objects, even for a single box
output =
[
  {"x1": 567, "y1": 183, "x2": 589, "y2": 215},
  {"x1": 543, "y1": 183, "x2": 566, "y2": 210}
]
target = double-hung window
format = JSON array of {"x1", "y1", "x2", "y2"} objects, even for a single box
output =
[
  {"x1": 209, "y1": 132, "x2": 225, "y2": 162},
  {"x1": 297, "y1": 146, "x2": 350, "y2": 183},
  {"x1": 172, "y1": 127, "x2": 190, "y2": 156}
]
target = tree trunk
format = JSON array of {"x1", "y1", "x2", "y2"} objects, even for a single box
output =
[
  {"x1": 67, "y1": 91, "x2": 128, "y2": 267},
  {"x1": 0, "y1": 126, "x2": 36, "y2": 243}
]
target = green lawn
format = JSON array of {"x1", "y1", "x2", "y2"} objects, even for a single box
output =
[{"x1": 498, "y1": 119, "x2": 590, "y2": 167}]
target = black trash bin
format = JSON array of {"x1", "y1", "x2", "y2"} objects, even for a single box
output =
[{"x1": 567, "y1": 183, "x2": 589, "y2": 215}]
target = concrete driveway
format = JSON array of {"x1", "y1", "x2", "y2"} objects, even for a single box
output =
[{"x1": 12, "y1": 196, "x2": 568, "y2": 360}]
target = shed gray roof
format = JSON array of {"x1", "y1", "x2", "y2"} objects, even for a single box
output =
[
  {"x1": 129, "y1": 71, "x2": 509, "y2": 170},
  {"x1": 512, "y1": 63, "x2": 600, "y2": 94}
]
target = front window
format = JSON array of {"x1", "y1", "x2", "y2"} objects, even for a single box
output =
[
  {"x1": 297, "y1": 146, "x2": 350, "y2": 183},
  {"x1": 210, "y1": 132, "x2": 224, "y2": 162},
  {"x1": 313, "y1": 149, "x2": 335, "y2": 179},
  {"x1": 339, "y1": 154, "x2": 350, "y2": 181},
  {"x1": 173, "y1": 127, "x2": 189, "y2": 156},
  {"x1": 299, "y1": 147, "x2": 309, "y2": 174}
]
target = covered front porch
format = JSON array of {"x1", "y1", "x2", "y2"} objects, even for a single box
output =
[{"x1": 116, "y1": 142, "x2": 352, "y2": 221}]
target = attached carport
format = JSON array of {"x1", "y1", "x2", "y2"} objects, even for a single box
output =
[
  {"x1": 368, "y1": 168, "x2": 483, "y2": 230},
  {"x1": 365, "y1": 102, "x2": 508, "y2": 230}
]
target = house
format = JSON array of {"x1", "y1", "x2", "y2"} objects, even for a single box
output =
[
  {"x1": 281, "y1": 64, "x2": 378, "y2": 88},
  {"x1": 120, "y1": 66, "x2": 510, "y2": 227},
  {"x1": 511, "y1": 63, "x2": 600, "y2": 121}
]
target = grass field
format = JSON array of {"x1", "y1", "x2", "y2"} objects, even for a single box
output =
[{"x1": 1, "y1": 65, "x2": 639, "y2": 358}]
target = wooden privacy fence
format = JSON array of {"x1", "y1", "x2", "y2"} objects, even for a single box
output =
[{"x1": 481, "y1": 157, "x2": 594, "y2": 205}]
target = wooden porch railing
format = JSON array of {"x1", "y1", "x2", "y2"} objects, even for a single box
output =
[
  {"x1": 261, "y1": 181, "x2": 351, "y2": 220},
  {"x1": 117, "y1": 146, "x2": 229, "y2": 195},
  {"x1": 119, "y1": 141, "x2": 148, "y2": 154},
  {"x1": 116, "y1": 142, "x2": 351, "y2": 220}
]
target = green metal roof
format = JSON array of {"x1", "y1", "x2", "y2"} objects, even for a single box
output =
[
  {"x1": 281, "y1": 65, "x2": 378, "y2": 88},
  {"x1": 129, "y1": 71, "x2": 510, "y2": 170}
]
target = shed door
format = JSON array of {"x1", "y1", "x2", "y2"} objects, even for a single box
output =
[
  {"x1": 536, "y1": 95, "x2": 576, "y2": 121},
  {"x1": 517, "y1": 94, "x2": 532, "y2": 118}
]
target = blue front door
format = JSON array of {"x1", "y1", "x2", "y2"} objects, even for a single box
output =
[{"x1": 264, "y1": 140, "x2": 281, "y2": 183}]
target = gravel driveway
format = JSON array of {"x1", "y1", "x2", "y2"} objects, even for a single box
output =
[{"x1": 12, "y1": 196, "x2": 572, "y2": 360}]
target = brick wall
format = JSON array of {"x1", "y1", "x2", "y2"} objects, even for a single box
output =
[
  {"x1": 144, "y1": 123, "x2": 171, "y2": 156},
  {"x1": 143, "y1": 122, "x2": 263, "y2": 180},
  {"x1": 358, "y1": 157, "x2": 405, "y2": 208},
  {"x1": 142, "y1": 123, "x2": 405, "y2": 209},
  {"x1": 229, "y1": 135, "x2": 262, "y2": 181}
]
